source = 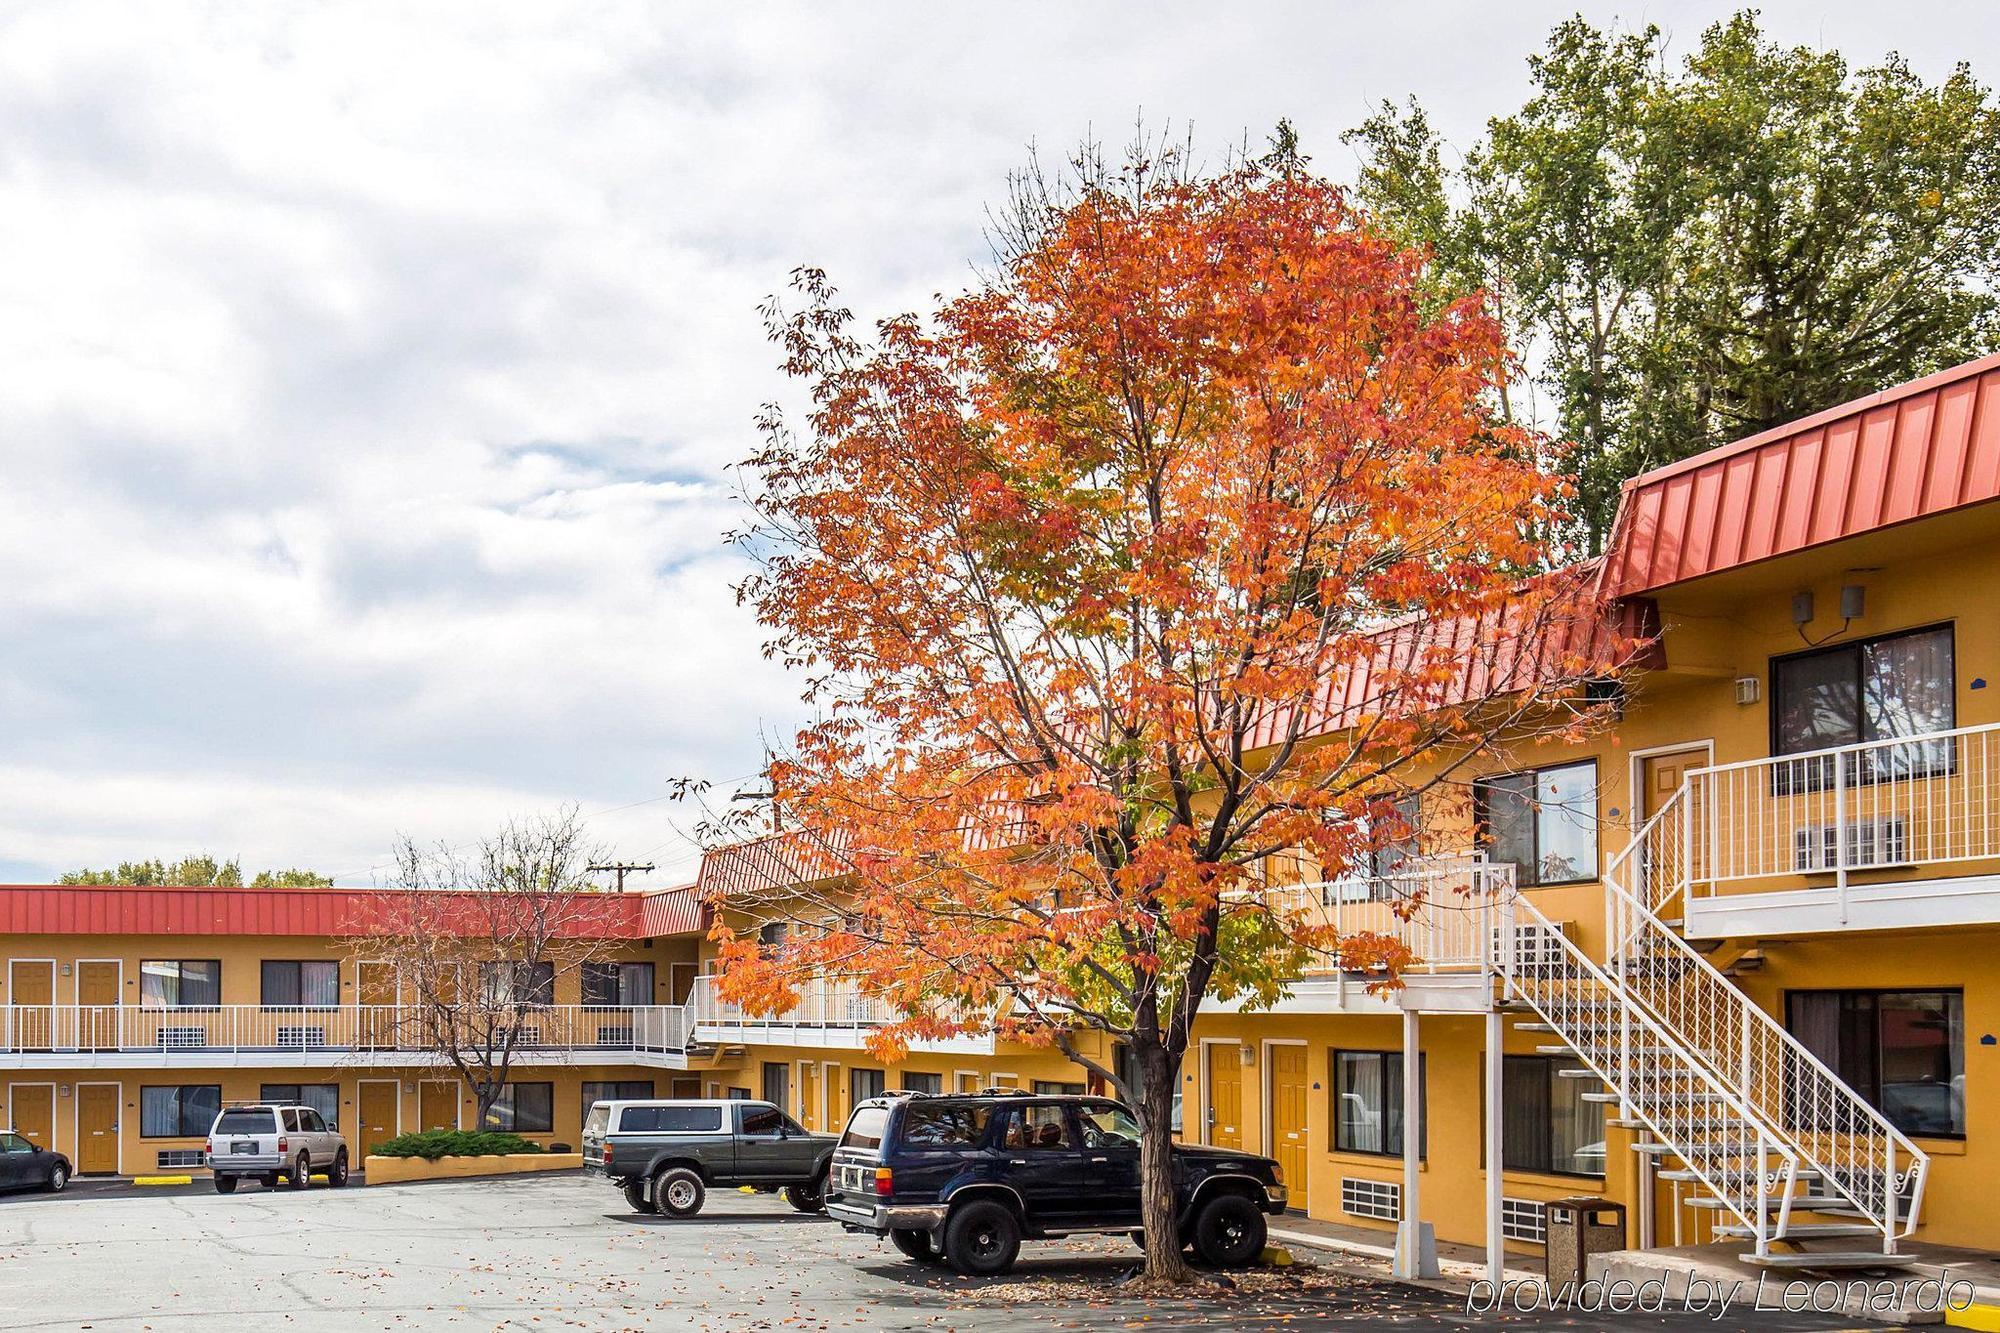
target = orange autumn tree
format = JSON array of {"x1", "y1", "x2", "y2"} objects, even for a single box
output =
[{"x1": 725, "y1": 144, "x2": 1642, "y2": 1280}]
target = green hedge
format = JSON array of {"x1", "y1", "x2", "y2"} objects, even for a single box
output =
[{"x1": 370, "y1": 1130, "x2": 547, "y2": 1161}]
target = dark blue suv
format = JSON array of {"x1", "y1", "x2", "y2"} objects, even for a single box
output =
[{"x1": 824, "y1": 1092, "x2": 1287, "y2": 1275}]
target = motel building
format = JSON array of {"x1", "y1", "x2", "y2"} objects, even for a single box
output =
[{"x1": 3, "y1": 352, "x2": 1999, "y2": 1288}]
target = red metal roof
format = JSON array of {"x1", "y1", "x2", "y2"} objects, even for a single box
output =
[
  {"x1": 0, "y1": 883, "x2": 704, "y2": 940},
  {"x1": 1601, "y1": 352, "x2": 2000, "y2": 596}
]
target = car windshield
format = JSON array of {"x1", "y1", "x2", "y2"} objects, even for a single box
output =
[
  {"x1": 215, "y1": 1110, "x2": 277, "y2": 1134},
  {"x1": 840, "y1": 1105, "x2": 889, "y2": 1150}
]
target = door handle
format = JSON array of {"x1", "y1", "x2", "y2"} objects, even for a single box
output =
[
  {"x1": 1009, "y1": 1158, "x2": 1027, "y2": 1165},
  {"x1": 1088, "y1": 1155, "x2": 1108, "y2": 1163}
]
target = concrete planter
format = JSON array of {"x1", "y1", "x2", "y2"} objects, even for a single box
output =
[{"x1": 363, "y1": 1152, "x2": 582, "y2": 1185}]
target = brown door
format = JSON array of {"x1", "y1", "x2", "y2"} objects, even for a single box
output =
[
  {"x1": 357, "y1": 1081, "x2": 399, "y2": 1159},
  {"x1": 1206, "y1": 1045, "x2": 1243, "y2": 1149},
  {"x1": 1642, "y1": 749, "x2": 1706, "y2": 821},
  {"x1": 357, "y1": 963, "x2": 396, "y2": 1047},
  {"x1": 1269, "y1": 1045, "x2": 1310, "y2": 1212},
  {"x1": 669, "y1": 1077, "x2": 701, "y2": 1098},
  {"x1": 77, "y1": 962, "x2": 120, "y2": 1050},
  {"x1": 8, "y1": 1084, "x2": 54, "y2": 1152},
  {"x1": 418, "y1": 1080, "x2": 459, "y2": 1132},
  {"x1": 9, "y1": 962, "x2": 54, "y2": 1051},
  {"x1": 76, "y1": 1084, "x2": 119, "y2": 1174}
]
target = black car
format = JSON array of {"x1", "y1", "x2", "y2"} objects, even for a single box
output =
[
  {"x1": 0, "y1": 1131, "x2": 69, "y2": 1195},
  {"x1": 824, "y1": 1092, "x2": 1287, "y2": 1275}
]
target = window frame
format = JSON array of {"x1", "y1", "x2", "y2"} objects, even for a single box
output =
[
  {"x1": 139, "y1": 960, "x2": 223, "y2": 1011},
  {"x1": 259, "y1": 960, "x2": 340, "y2": 1010},
  {"x1": 140, "y1": 1084, "x2": 222, "y2": 1138},
  {"x1": 1783, "y1": 987, "x2": 1966, "y2": 1141},
  {"x1": 1768, "y1": 624, "x2": 1957, "y2": 790},
  {"x1": 581, "y1": 961, "x2": 656, "y2": 1009},
  {"x1": 1329, "y1": 1048, "x2": 1426, "y2": 1159},
  {"x1": 483, "y1": 1082, "x2": 555, "y2": 1134},
  {"x1": 1497, "y1": 1055, "x2": 1608, "y2": 1179},
  {"x1": 1473, "y1": 760, "x2": 1600, "y2": 888}
]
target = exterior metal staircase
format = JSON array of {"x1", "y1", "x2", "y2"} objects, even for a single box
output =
[{"x1": 1496, "y1": 778, "x2": 1930, "y2": 1267}]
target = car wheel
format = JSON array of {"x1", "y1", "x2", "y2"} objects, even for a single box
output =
[
  {"x1": 943, "y1": 1199, "x2": 1020, "y2": 1276},
  {"x1": 622, "y1": 1179, "x2": 656, "y2": 1214},
  {"x1": 1189, "y1": 1193, "x2": 1266, "y2": 1269},
  {"x1": 45, "y1": 1162, "x2": 68, "y2": 1193},
  {"x1": 213, "y1": 1174, "x2": 238, "y2": 1194},
  {"x1": 890, "y1": 1228, "x2": 942, "y2": 1264},
  {"x1": 328, "y1": 1151, "x2": 349, "y2": 1187},
  {"x1": 781, "y1": 1176, "x2": 825, "y2": 1213},
  {"x1": 290, "y1": 1153, "x2": 312, "y2": 1190},
  {"x1": 654, "y1": 1167, "x2": 705, "y2": 1218}
]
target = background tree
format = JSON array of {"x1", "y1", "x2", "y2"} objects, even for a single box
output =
[
  {"x1": 345, "y1": 808, "x2": 621, "y2": 1127},
  {"x1": 1345, "y1": 10, "x2": 2000, "y2": 547},
  {"x1": 723, "y1": 139, "x2": 1640, "y2": 1283},
  {"x1": 59, "y1": 856, "x2": 330, "y2": 887}
]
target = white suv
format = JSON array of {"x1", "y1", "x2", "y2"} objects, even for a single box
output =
[{"x1": 206, "y1": 1103, "x2": 350, "y2": 1192}]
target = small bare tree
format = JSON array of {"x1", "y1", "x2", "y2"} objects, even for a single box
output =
[{"x1": 348, "y1": 808, "x2": 623, "y2": 1128}]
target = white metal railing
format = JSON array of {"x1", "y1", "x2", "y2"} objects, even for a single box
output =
[
  {"x1": 1500, "y1": 891, "x2": 1801, "y2": 1256},
  {"x1": 1268, "y1": 855, "x2": 1516, "y2": 974},
  {"x1": 1604, "y1": 777, "x2": 1930, "y2": 1251},
  {"x1": 0, "y1": 1004, "x2": 690, "y2": 1057},
  {"x1": 688, "y1": 975, "x2": 905, "y2": 1030},
  {"x1": 1682, "y1": 721, "x2": 2000, "y2": 905}
]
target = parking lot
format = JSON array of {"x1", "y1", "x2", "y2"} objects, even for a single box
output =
[{"x1": 0, "y1": 1174, "x2": 1864, "y2": 1331}]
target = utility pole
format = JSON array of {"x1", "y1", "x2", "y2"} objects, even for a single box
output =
[{"x1": 587, "y1": 861, "x2": 655, "y2": 893}]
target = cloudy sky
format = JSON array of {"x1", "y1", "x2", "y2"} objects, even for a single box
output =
[{"x1": 1, "y1": 2, "x2": 1992, "y2": 887}]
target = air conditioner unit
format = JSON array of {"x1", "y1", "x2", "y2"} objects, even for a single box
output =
[
  {"x1": 276, "y1": 1026, "x2": 326, "y2": 1049},
  {"x1": 1794, "y1": 817, "x2": 1908, "y2": 871},
  {"x1": 1493, "y1": 918, "x2": 1569, "y2": 968}
]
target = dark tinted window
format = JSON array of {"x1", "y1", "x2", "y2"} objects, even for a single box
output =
[
  {"x1": 215, "y1": 1110, "x2": 279, "y2": 1134},
  {"x1": 619, "y1": 1104, "x2": 723, "y2": 1133},
  {"x1": 840, "y1": 1105, "x2": 889, "y2": 1150},
  {"x1": 740, "y1": 1105, "x2": 782, "y2": 1136},
  {"x1": 897, "y1": 1102, "x2": 993, "y2": 1148}
]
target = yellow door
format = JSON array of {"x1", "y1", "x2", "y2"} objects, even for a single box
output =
[
  {"x1": 1642, "y1": 749, "x2": 1705, "y2": 820},
  {"x1": 77, "y1": 962, "x2": 120, "y2": 1050},
  {"x1": 358, "y1": 963, "x2": 396, "y2": 1047},
  {"x1": 76, "y1": 1084, "x2": 119, "y2": 1174},
  {"x1": 798, "y1": 1062, "x2": 820, "y2": 1130},
  {"x1": 1269, "y1": 1045, "x2": 1310, "y2": 1212},
  {"x1": 418, "y1": 1080, "x2": 459, "y2": 1132},
  {"x1": 8, "y1": 1084, "x2": 54, "y2": 1151},
  {"x1": 825, "y1": 1064, "x2": 849, "y2": 1131},
  {"x1": 10, "y1": 962, "x2": 54, "y2": 1050},
  {"x1": 358, "y1": 1081, "x2": 399, "y2": 1159},
  {"x1": 1206, "y1": 1045, "x2": 1243, "y2": 1149},
  {"x1": 955, "y1": 1072, "x2": 980, "y2": 1094}
]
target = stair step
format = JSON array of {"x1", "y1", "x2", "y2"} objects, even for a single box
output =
[
  {"x1": 1713, "y1": 1222, "x2": 1884, "y2": 1239},
  {"x1": 1657, "y1": 1167, "x2": 1821, "y2": 1184},
  {"x1": 1580, "y1": 1092, "x2": 1622, "y2": 1103},
  {"x1": 1687, "y1": 1196, "x2": 1863, "y2": 1215},
  {"x1": 1632, "y1": 1139, "x2": 1762, "y2": 1156},
  {"x1": 1512, "y1": 1022, "x2": 1558, "y2": 1033},
  {"x1": 1738, "y1": 1251, "x2": 1913, "y2": 1271}
]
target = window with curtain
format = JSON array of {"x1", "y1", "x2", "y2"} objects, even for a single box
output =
[
  {"x1": 1474, "y1": 761, "x2": 1598, "y2": 886},
  {"x1": 851, "y1": 1068, "x2": 888, "y2": 1104},
  {"x1": 581, "y1": 961, "x2": 655, "y2": 1007},
  {"x1": 1500, "y1": 1057, "x2": 1606, "y2": 1176},
  {"x1": 140, "y1": 1085, "x2": 221, "y2": 1137},
  {"x1": 1772, "y1": 626, "x2": 1954, "y2": 789},
  {"x1": 478, "y1": 962, "x2": 555, "y2": 1008},
  {"x1": 1366, "y1": 794, "x2": 1424, "y2": 894},
  {"x1": 260, "y1": 961, "x2": 338, "y2": 1008},
  {"x1": 483, "y1": 1083, "x2": 554, "y2": 1133},
  {"x1": 1332, "y1": 1050, "x2": 1425, "y2": 1157},
  {"x1": 1785, "y1": 989, "x2": 1964, "y2": 1137},
  {"x1": 139, "y1": 960, "x2": 221, "y2": 1009},
  {"x1": 260, "y1": 1083, "x2": 340, "y2": 1128},
  {"x1": 901, "y1": 1071, "x2": 942, "y2": 1094}
]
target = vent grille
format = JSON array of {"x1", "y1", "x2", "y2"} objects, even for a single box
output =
[
  {"x1": 158, "y1": 1026, "x2": 207, "y2": 1048},
  {"x1": 1340, "y1": 1176, "x2": 1400, "y2": 1221},
  {"x1": 156, "y1": 1149, "x2": 204, "y2": 1169},
  {"x1": 594, "y1": 1026, "x2": 634, "y2": 1047},
  {"x1": 1497, "y1": 919, "x2": 1568, "y2": 968},
  {"x1": 1501, "y1": 1197, "x2": 1547, "y2": 1243},
  {"x1": 277, "y1": 1026, "x2": 327, "y2": 1049},
  {"x1": 1794, "y1": 818, "x2": 1908, "y2": 871}
]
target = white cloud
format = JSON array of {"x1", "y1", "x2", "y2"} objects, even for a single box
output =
[{"x1": 0, "y1": 0, "x2": 1991, "y2": 883}]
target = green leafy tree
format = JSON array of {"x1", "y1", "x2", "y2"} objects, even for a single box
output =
[
  {"x1": 1346, "y1": 11, "x2": 2000, "y2": 548},
  {"x1": 59, "y1": 857, "x2": 330, "y2": 887}
]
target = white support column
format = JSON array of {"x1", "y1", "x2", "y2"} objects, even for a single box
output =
[
  {"x1": 1394, "y1": 1007, "x2": 1423, "y2": 1279},
  {"x1": 1484, "y1": 1006, "x2": 1504, "y2": 1285}
]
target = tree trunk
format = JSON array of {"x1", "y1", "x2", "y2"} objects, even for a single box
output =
[
  {"x1": 1136, "y1": 1037, "x2": 1193, "y2": 1282},
  {"x1": 472, "y1": 1079, "x2": 501, "y2": 1130}
]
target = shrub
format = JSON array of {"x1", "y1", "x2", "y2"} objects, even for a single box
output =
[{"x1": 370, "y1": 1129, "x2": 546, "y2": 1161}]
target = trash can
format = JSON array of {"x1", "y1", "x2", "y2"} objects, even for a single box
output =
[{"x1": 1545, "y1": 1196, "x2": 1627, "y2": 1284}]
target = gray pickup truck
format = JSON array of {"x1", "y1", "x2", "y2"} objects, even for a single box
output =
[{"x1": 582, "y1": 1098, "x2": 839, "y2": 1217}]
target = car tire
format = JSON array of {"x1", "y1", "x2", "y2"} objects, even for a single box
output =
[
  {"x1": 781, "y1": 1176, "x2": 825, "y2": 1213},
  {"x1": 45, "y1": 1162, "x2": 68, "y2": 1193},
  {"x1": 260, "y1": 1174, "x2": 278, "y2": 1189},
  {"x1": 213, "y1": 1175, "x2": 238, "y2": 1194},
  {"x1": 653, "y1": 1167, "x2": 704, "y2": 1218},
  {"x1": 1189, "y1": 1193, "x2": 1266, "y2": 1269},
  {"x1": 943, "y1": 1199, "x2": 1020, "y2": 1276},
  {"x1": 328, "y1": 1151, "x2": 349, "y2": 1187},
  {"x1": 890, "y1": 1228, "x2": 942, "y2": 1264},
  {"x1": 290, "y1": 1153, "x2": 312, "y2": 1190},
  {"x1": 622, "y1": 1179, "x2": 656, "y2": 1214}
]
